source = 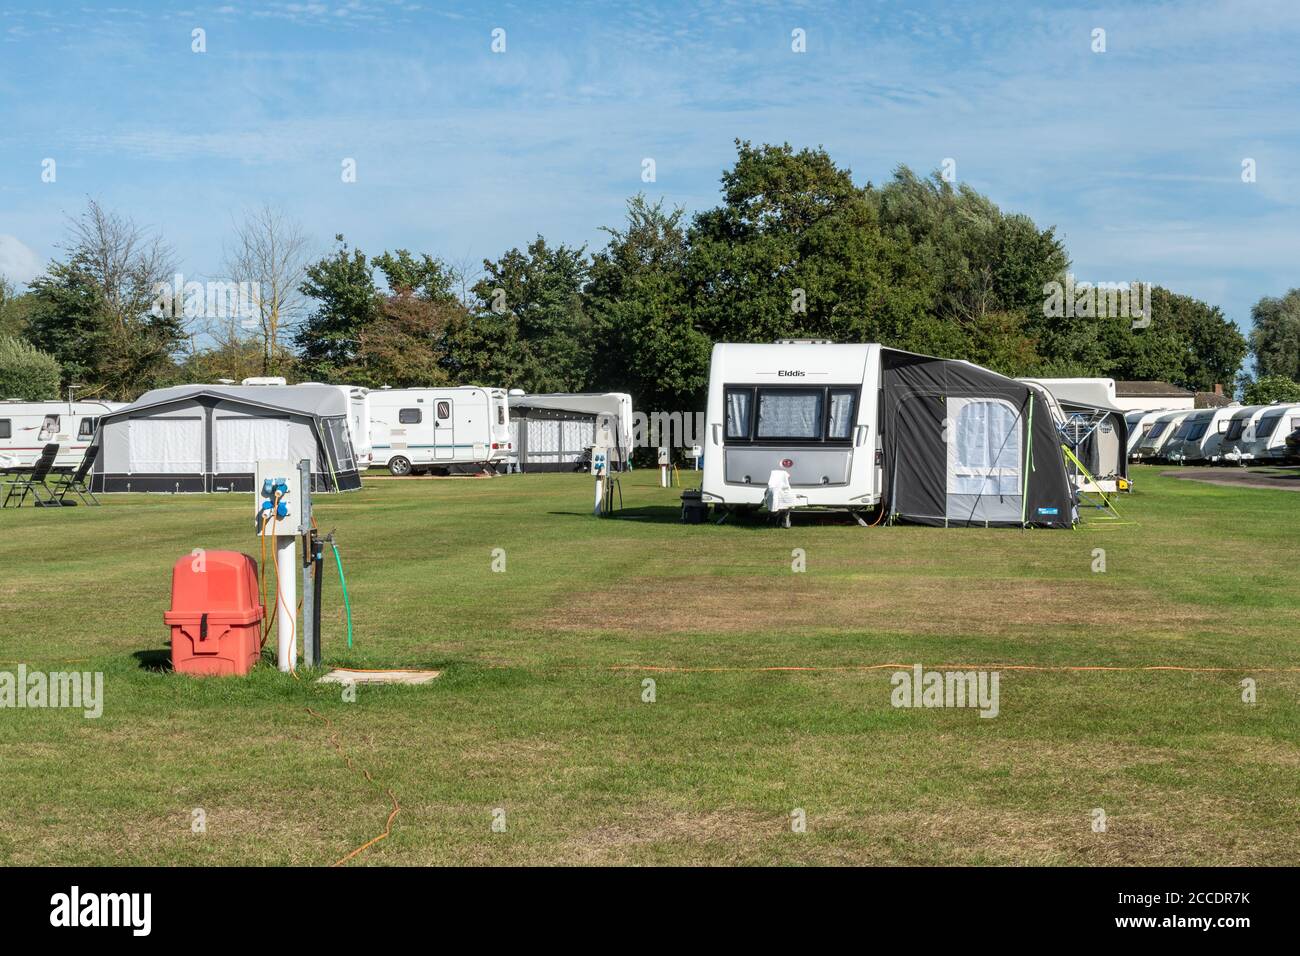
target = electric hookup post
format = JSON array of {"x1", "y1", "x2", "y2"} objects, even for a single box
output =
[
  {"x1": 592, "y1": 446, "x2": 607, "y2": 516},
  {"x1": 255, "y1": 459, "x2": 312, "y2": 672},
  {"x1": 658, "y1": 446, "x2": 670, "y2": 487},
  {"x1": 691, "y1": 444, "x2": 702, "y2": 470}
]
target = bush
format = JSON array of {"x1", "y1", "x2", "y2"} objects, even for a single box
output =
[
  {"x1": 1242, "y1": 374, "x2": 1300, "y2": 405},
  {"x1": 0, "y1": 335, "x2": 61, "y2": 400}
]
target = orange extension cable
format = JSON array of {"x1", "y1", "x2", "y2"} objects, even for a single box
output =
[{"x1": 305, "y1": 706, "x2": 400, "y2": 866}]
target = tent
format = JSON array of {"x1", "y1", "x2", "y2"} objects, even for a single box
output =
[
  {"x1": 91, "y1": 384, "x2": 361, "y2": 493},
  {"x1": 507, "y1": 392, "x2": 633, "y2": 472},
  {"x1": 880, "y1": 350, "x2": 1075, "y2": 528}
]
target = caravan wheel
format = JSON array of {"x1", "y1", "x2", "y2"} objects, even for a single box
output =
[{"x1": 388, "y1": 456, "x2": 412, "y2": 476}]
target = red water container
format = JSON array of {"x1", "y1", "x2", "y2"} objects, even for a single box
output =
[{"x1": 164, "y1": 551, "x2": 264, "y2": 676}]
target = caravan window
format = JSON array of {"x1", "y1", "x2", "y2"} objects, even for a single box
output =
[
  {"x1": 497, "y1": 404, "x2": 505, "y2": 425},
  {"x1": 398, "y1": 408, "x2": 421, "y2": 424},
  {"x1": 1256, "y1": 413, "x2": 1281, "y2": 438},
  {"x1": 1183, "y1": 421, "x2": 1209, "y2": 442},
  {"x1": 725, "y1": 389, "x2": 752, "y2": 440},
  {"x1": 756, "y1": 388, "x2": 823, "y2": 440},
  {"x1": 949, "y1": 398, "x2": 1021, "y2": 496},
  {"x1": 0, "y1": 419, "x2": 9, "y2": 440},
  {"x1": 827, "y1": 389, "x2": 857, "y2": 439},
  {"x1": 78, "y1": 418, "x2": 99, "y2": 440},
  {"x1": 1224, "y1": 418, "x2": 1248, "y2": 442},
  {"x1": 436, "y1": 401, "x2": 451, "y2": 420},
  {"x1": 39, "y1": 415, "x2": 59, "y2": 441},
  {"x1": 1146, "y1": 420, "x2": 1169, "y2": 440}
]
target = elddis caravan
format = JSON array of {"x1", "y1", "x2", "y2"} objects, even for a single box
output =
[
  {"x1": 700, "y1": 342, "x2": 1074, "y2": 528},
  {"x1": 367, "y1": 386, "x2": 511, "y2": 475},
  {"x1": 0, "y1": 400, "x2": 126, "y2": 469}
]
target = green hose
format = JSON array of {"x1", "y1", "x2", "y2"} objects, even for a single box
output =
[{"x1": 330, "y1": 540, "x2": 354, "y2": 648}]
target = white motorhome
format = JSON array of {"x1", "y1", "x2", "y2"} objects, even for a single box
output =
[
  {"x1": 242, "y1": 378, "x2": 371, "y2": 468},
  {"x1": 368, "y1": 386, "x2": 511, "y2": 475},
  {"x1": 1132, "y1": 409, "x2": 1192, "y2": 462},
  {"x1": 1162, "y1": 406, "x2": 1242, "y2": 463},
  {"x1": 1225, "y1": 403, "x2": 1300, "y2": 464},
  {"x1": 0, "y1": 399, "x2": 126, "y2": 469}
]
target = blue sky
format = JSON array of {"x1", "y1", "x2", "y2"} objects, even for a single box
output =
[{"x1": 2, "y1": 0, "x2": 1298, "y2": 336}]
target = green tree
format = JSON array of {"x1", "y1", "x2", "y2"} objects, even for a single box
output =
[
  {"x1": 1248, "y1": 289, "x2": 1300, "y2": 382},
  {"x1": 25, "y1": 200, "x2": 184, "y2": 399},
  {"x1": 296, "y1": 235, "x2": 379, "y2": 380},
  {"x1": 587, "y1": 195, "x2": 710, "y2": 411},
  {"x1": 0, "y1": 335, "x2": 61, "y2": 400},
  {"x1": 0, "y1": 276, "x2": 34, "y2": 338},
  {"x1": 685, "y1": 142, "x2": 938, "y2": 362},
  {"x1": 1242, "y1": 374, "x2": 1300, "y2": 405},
  {"x1": 373, "y1": 250, "x2": 459, "y2": 303},
  {"x1": 471, "y1": 237, "x2": 590, "y2": 392}
]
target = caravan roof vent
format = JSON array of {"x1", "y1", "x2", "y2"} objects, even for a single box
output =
[
  {"x1": 241, "y1": 376, "x2": 287, "y2": 386},
  {"x1": 774, "y1": 339, "x2": 834, "y2": 345}
]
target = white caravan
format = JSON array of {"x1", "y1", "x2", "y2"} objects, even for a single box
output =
[
  {"x1": 243, "y1": 378, "x2": 371, "y2": 469},
  {"x1": 1124, "y1": 409, "x2": 1168, "y2": 456},
  {"x1": 1161, "y1": 406, "x2": 1241, "y2": 463},
  {"x1": 1224, "y1": 403, "x2": 1300, "y2": 464},
  {"x1": 702, "y1": 342, "x2": 883, "y2": 511},
  {"x1": 368, "y1": 386, "x2": 511, "y2": 475},
  {"x1": 0, "y1": 399, "x2": 125, "y2": 469},
  {"x1": 1132, "y1": 409, "x2": 1192, "y2": 461}
]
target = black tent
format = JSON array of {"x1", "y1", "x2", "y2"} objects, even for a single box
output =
[{"x1": 880, "y1": 349, "x2": 1075, "y2": 528}]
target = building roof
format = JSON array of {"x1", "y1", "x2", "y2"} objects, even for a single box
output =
[
  {"x1": 1195, "y1": 390, "x2": 1235, "y2": 409},
  {"x1": 1115, "y1": 381, "x2": 1193, "y2": 398}
]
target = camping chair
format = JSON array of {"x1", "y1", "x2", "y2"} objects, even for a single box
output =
[
  {"x1": 2, "y1": 443, "x2": 61, "y2": 508},
  {"x1": 51, "y1": 444, "x2": 100, "y2": 505}
]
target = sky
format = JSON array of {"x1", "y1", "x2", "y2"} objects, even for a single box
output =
[{"x1": 1, "y1": 0, "x2": 1298, "y2": 336}]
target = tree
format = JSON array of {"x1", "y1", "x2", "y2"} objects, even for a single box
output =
[
  {"x1": 587, "y1": 195, "x2": 710, "y2": 411},
  {"x1": 1242, "y1": 374, "x2": 1300, "y2": 405},
  {"x1": 0, "y1": 276, "x2": 34, "y2": 338},
  {"x1": 472, "y1": 237, "x2": 591, "y2": 392},
  {"x1": 25, "y1": 200, "x2": 184, "y2": 399},
  {"x1": 373, "y1": 250, "x2": 459, "y2": 303},
  {"x1": 685, "y1": 145, "x2": 961, "y2": 369},
  {"x1": 296, "y1": 236, "x2": 379, "y2": 380},
  {"x1": 224, "y1": 204, "x2": 311, "y2": 375},
  {"x1": 0, "y1": 335, "x2": 61, "y2": 400},
  {"x1": 1248, "y1": 289, "x2": 1300, "y2": 382},
  {"x1": 354, "y1": 292, "x2": 461, "y2": 388}
]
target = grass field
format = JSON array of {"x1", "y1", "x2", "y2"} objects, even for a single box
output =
[{"x1": 1, "y1": 465, "x2": 1298, "y2": 866}]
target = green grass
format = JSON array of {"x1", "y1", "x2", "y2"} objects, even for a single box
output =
[{"x1": 1, "y1": 465, "x2": 1297, "y2": 865}]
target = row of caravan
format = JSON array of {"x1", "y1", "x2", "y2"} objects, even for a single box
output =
[
  {"x1": 1126, "y1": 404, "x2": 1300, "y2": 465},
  {"x1": 2, "y1": 381, "x2": 634, "y2": 492}
]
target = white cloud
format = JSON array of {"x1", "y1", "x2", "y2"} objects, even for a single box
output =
[{"x1": 0, "y1": 235, "x2": 42, "y2": 286}]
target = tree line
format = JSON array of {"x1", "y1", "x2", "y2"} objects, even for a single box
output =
[{"x1": 4, "y1": 141, "x2": 1298, "y2": 409}]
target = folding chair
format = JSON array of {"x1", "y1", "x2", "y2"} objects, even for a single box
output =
[
  {"x1": 2, "y1": 443, "x2": 61, "y2": 508},
  {"x1": 51, "y1": 444, "x2": 100, "y2": 505}
]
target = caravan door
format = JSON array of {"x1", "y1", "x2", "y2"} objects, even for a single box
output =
[{"x1": 434, "y1": 398, "x2": 454, "y2": 460}]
